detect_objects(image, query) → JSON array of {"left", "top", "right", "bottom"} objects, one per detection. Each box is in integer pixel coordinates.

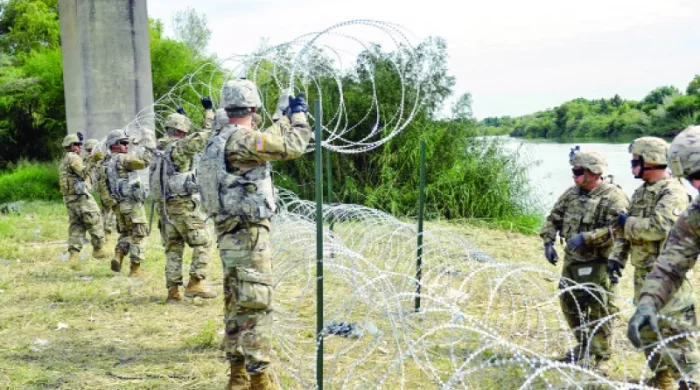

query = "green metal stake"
[
  {"left": 314, "top": 99, "right": 324, "bottom": 390},
  {"left": 326, "top": 150, "right": 334, "bottom": 231},
  {"left": 415, "top": 140, "right": 426, "bottom": 312}
]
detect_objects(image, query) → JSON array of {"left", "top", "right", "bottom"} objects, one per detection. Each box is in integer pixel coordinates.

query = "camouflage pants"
[
  {"left": 639, "top": 305, "right": 700, "bottom": 382},
  {"left": 114, "top": 200, "right": 148, "bottom": 264},
  {"left": 65, "top": 196, "right": 105, "bottom": 252},
  {"left": 160, "top": 199, "right": 212, "bottom": 287},
  {"left": 101, "top": 202, "right": 117, "bottom": 234},
  {"left": 219, "top": 222, "right": 273, "bottom": 374},
  {"left": 560, "top": 260, "right": 617, "bottom": 359}
]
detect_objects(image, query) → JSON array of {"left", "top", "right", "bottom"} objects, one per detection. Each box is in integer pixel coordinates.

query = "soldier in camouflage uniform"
[
  {"left": 59, "top": 134, "right": 109, "bottom": 261},
  {"left": 628, "top": 126, "right": 700, "bottom": 390},
  {"left": 103, "top": 129, "right": 153, "bottom": 277},
  {"left": 152, "top": 98, "right": 217, "bottom": 302},
  {"left": 540, "top": 148, "right": 629, "bottom": 371},
  {"left": 197, "top": 80, "right": 311, "bottom": 390},
  {"left": 84, "top": 138, "right": 117, "bottom": 236}
]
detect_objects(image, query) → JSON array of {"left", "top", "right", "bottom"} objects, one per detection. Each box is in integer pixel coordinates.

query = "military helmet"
[
  {"left": 164, "top": 113, "right": 191, "bottom": 133},
  {"left": 570, "top": 148, "right": 607, "bottom": 175},
  {"left": 62, "top": 134, "right": 81, "bottom": 147},
  {"left": 668, "top": 125, "right": 700, "bottom": 178},
  {"left": 84, "top": 138, "right": 99, "bottom": 151},
  {"left": 220, "top": 79, "right": 262, "bottom": 109},
  {"left": 106, "top": 129, "right": 129, "bottom": 147},
  {"left": 629, "top": 137, "right": 669, "bottom": 165}
]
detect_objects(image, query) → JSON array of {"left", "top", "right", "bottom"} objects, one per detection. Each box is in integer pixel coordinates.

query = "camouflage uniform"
[
  {"left": 104, "top": 131, "right": 153, "bottom": 271},
  {"left": 59, "top": 143, "right": 106, "bottom": 255},
  {"left": 633, "top": 127, "right": 700, "bottom": 386},
  {"left": 84, "top": 138, "right": 117, "bottom": 235},
  {"left": 541, "top": 149, "right": 629, "bottom": 361},
  {"left": 154, "top": 111, "right": 215, "bottom": 293},
  {"left": 199, "top": 80, "right": 312, "bottom": 377}
]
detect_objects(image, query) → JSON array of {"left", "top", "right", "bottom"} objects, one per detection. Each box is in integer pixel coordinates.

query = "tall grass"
[{"left": 0, "top": 160, "right": 61, "bottom": 203}]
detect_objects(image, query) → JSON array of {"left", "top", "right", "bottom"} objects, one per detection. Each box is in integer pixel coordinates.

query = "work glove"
[
  {"left": 566, "top": 233, "right": 585, "bottom": 251},
  {"left": 77, "top": 132, "right": 84, "bottom": 142},
  {"left": 176, "top": 106, "right": 186, "bottom": 116},
  {"left": 618, "top": 212, "right": 628, "bottom": 230},
  {"left": 201, "top": 96, "right": 213, "bottom": 110},
  {"left": 544, "top": 242, "right": 558, "bottom": 265},
  {"left": 288, "top": 93, "right": 308, "bottom": 115},
  {"left": 627, "top": 304, "right": 659, "bottom": 348},
  {"left": 607, "top": 260, "right": 623, "bottom": 284}
]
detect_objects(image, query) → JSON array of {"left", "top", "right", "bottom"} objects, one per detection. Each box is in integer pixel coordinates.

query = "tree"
[
  {"left": 641, "top": 85, "right": 680, "bottom": 112},
  {"left": 687, "top": 75, "right": 700, "bottom": 97},
  {"left": 451, "top": 92, "right": 473, "bottom": 122},
  {"left": 172, "top": 8, "right": 211, "bottom": 57}
]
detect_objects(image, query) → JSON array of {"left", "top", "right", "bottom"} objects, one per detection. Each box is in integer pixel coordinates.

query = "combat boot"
[
  {"left": 644, "top": 369, "right": 674, "bottom": 390},
  {"left": 110, "top": 250, "right": 124, "bottom": 272},
  {"left": 680, "top": 381, "right": 699, "bottom": 390},
  {"left": 591, "top": 356, "right": 612, "bottom": 377},
  {"left": 167, "top": 286, "right": 183, "bottom": 303},
  {"left": 129, "top": 262, "right": 144, "bottom": 277},
  {"left": 225, "top": 361, "right": 250, "bottom": 390},
  {"left": 185, "top": 277, "right": 218, "bottom": 299},
  {"left": 68, "top": 250, "right": 81, "bottom": 262},
  {"left": 92, "top": 246, "right": 109, "bottom": 259},
  {"left": 249, "top": 371, "right": 277, "bottom": 390},
  {"left": 555, "top": 344, "right": 585, "bottom": 363}
]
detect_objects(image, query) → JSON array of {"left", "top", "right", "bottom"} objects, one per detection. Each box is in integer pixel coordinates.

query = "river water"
[{"left": 500, "top": 137, "right": 698, "bottom": 212}]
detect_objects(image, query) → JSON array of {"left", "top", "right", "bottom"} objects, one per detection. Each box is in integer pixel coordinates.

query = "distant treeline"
[{"left": 478, "top": 76, "right": 700, "bottom": 139}]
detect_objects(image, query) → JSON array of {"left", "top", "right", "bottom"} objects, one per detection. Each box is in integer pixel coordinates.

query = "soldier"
[
  {"left": 84, "top": 138, "right": 117, "bottom": 236},
  {"left": 628, "top": 126, "right": 700, "bottom": 390},
  {"left": 103, "top": 129, "right": 153, "bottom": 277},
  {"left": 197, "top": 80, "right": 311, "bottom": 390},
  {"left": 152, "top": 98, "right": 217, "bottom": 302},
  {"left": 540, "top": 147, "right": 629, "bottom": 371},
  {"left": 59, "top": 133, "right": 109, "bottom": 261}
]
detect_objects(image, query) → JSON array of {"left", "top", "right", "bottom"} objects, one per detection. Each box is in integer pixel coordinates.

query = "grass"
[
  {"left": 1, "top": 201, "right": 688, "bottom": 389},
  {"left": 0, "top": 160, "right": 61, "bottom": 203}
]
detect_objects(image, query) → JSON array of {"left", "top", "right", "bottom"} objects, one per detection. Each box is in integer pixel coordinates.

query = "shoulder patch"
[{"left": 256, "top": 136, "right": 265, "bottom": 152}]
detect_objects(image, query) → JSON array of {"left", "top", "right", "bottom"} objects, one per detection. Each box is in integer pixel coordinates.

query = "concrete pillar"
[{"left": 58, "top": 0, "right": 154, "bottom": 142}]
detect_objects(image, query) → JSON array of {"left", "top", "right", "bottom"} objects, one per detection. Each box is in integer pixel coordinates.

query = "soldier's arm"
[
  {"left": 608, "top": 237, "right": 631, "bottom": 267},
  {"left": 202, "top": 109, "right": 215, "bottom": 131},
  {"left": 171, "top": 131, "right": 210, "bottom": 162},
  {"left": 540, "top": 188, "right": 569, "bottom": 244},
  {"left": 624, "top": 188, "right": 688, "bottom": 242},
  {"left": 639, "top": 206, "right": 700, "bottom": 310},
  {"left": 69, "top": 154, "right": 88, "bottom": 179},
  {"left": 228, "top": 113, "right": 312, "bottom": 163},
  {"left": 583, "top": 190, "right": 629, "bottom": 247}
]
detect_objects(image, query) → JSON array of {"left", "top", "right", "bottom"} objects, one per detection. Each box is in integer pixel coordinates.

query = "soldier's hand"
[
  {"left": 566, "top": 233, "right": 585, "bottom": 251},
  {"left": 544, "top": 242, "right": 558, "bottom": 265},
  {"left": 273, "top": 89, "right": 294, "bottom": 121},
  {"left": 606, "top": 260, "right": 623, "bottom": 284},
  {"left": 627, "top": 304, "right": 659, "bottom": 348},
  {"left": 288, "top": 93, "right": 308, "bottom": 115},
  {"left": 176, "top": 106, "right": 186, "bottom": 116},
  {"left": 92, "top": 151, "right": 105, "bottom": 162},
  {"left": 201, "top": 96, "right": 213, "bottom": 110},
  {"left": 618, "top": 212, "right": 628, "bottom": 229}
]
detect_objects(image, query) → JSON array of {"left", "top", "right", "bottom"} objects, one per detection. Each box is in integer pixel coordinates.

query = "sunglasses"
[
  {"left": 687, "top": 172, "right": 700, "bottom": 181},
  {"left": 631, "top": 159, "right": 641, "bottom": 168},
  {"left": 572, "top": 168, "right": 586, "bottom": 177},
  {"left": 118, "top": 140, "right": 130, "bottom": 146},
  {"left": 73, "top": 143, "right": 83, "bottom": 147}
]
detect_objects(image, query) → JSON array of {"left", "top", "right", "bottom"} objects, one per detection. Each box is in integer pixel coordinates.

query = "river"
[{"left": 501, "top": 137, "right": 698, "bottom": 212}]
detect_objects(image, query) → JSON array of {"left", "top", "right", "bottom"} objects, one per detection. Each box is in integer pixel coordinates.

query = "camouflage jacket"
[
  {"left": 216, "top": 113, "right": 311, "bottom": 233},
  {"left": 540, "top": 181, "right": 629, "bottom": 263},
  {"left": 59, "top": 152, "right": 91, "bottom": 202},
  {"left": 639, "top": 196, "right": 700, "bottom": 312},
  {"left": 609, "top": 177, "right": 689, "bottom": 269}
]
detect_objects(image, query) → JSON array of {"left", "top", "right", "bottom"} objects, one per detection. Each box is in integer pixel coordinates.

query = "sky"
[{"left": 147, "top": 0, "right": 700, "bottom": 119}]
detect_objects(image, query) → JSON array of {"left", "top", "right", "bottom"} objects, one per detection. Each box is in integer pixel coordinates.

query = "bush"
[{"left": 0, "top": 160, "right": 61, "bottom": 202}]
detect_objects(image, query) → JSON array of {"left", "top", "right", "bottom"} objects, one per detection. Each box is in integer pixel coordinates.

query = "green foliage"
[
  {"left": 185, "top": 319, "right": 218, "bottom": 349},
  {"left": 492, "top": 79, "right": 700, "bottom": 140},
  {"left": 0, "top": 160, "right": 61, "bottom": 202}
]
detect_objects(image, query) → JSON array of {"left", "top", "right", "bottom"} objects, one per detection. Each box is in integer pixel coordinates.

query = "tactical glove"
[
  {"left": 618, "top": 213, "right": 628, "bottom": 229},
  {"left": 627, "top": 304, "right": 659, "bottom": 348},
  {"left": 544, "top": 242, "right": 558, "bottom": 265},
  {"left": 607, "top": 260, "right": 623, "bottom": 284},
  {"left": 77, "top": 132, "right": 84, "bottom": 142},
  {"left": 566, "top": 233, "right": 585, "bottom": 251},
  {"left": 201, "top": 96, "right": 213, "bottom": 110},
  {"left": 288, "top": 93, "right": 308, "bottom": 115},
  {"left": 273, "top": 90, "right": 293, "bottom": 121},
  {"left": 176, "top": 106, "right": 186, "bottom": 115}
]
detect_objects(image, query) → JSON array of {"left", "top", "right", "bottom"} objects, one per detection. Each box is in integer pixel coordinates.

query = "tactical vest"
[
  {"left": 59, "top": 153, "right": 90, "bottom": 199},
  {"left": 197, "top": 125, "right": 276, "bottom": 222},
  {"left": 106, "top": 154, "right": 147, "bottom": 203},
  {"left": 164, "top": 144, "right": 199, "bottom": 198},
  {"left": 96, "top": 162, "right": 118, "bottom": 208}
]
